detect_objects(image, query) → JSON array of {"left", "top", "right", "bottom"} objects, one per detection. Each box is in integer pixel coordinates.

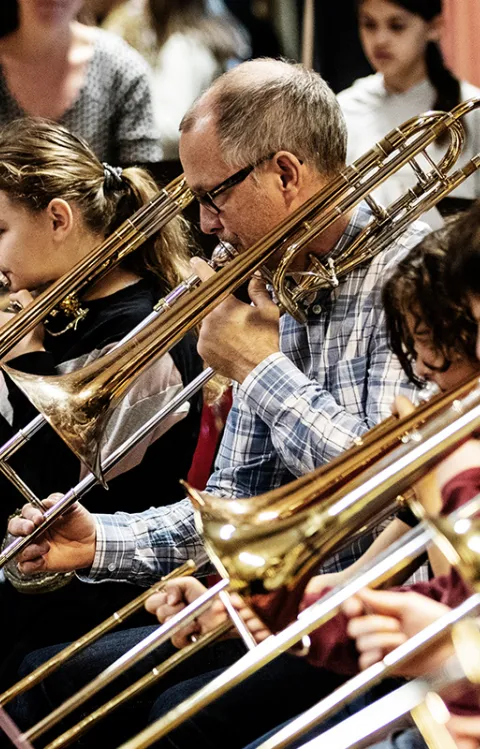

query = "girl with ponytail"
[
  {"left": 0, "top": 117, "right": 203, "bottom": 688},
  {"left": 338, "top": 0, "right": 480, "bottom": 227}
]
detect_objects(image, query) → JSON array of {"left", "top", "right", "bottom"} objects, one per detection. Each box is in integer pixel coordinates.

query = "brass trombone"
[
  {"left": 6, "top": 375, "right": 480, "bottom": 749},
  {"left": 0, "top": 173, "right": 194, "bottom": 498},
  {"left": 253, "top": 505, "right": 480, "bottom": 749},
  {"left": 2, "top": 100, "right": 480, "bottom": 486},
  {"left": 295, "top": 614, "right": 480, "bottom": 749},
  {"left": 279, "top": 507, "right": 480, "bottom": 749},
  {"left": 3, "top": 102, "right": 480, "bottom": 745}
]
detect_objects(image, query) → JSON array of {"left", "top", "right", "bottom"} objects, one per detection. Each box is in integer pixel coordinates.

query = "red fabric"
[
  {"left": 254, "top": 467, "right": 480, "bottom": 681},
  {"left": 187, "top": 389, "right": 232, "bottom": 589},
  {"left": 187, "top": 388, "right": 233, "bottom": 491}
]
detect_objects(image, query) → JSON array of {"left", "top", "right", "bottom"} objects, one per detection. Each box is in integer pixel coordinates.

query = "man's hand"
[
  {"left": 7, "top": 495, "right": 97, "bottom": 573},
  {"left": 145, "top": 576, "right": 271, "bottom": 649},
  {"left": 341, "top": 587, "right": 452, "bottom": 675},
  {"left": 192, "top": 258, "right": 280, "bottom": 383}
]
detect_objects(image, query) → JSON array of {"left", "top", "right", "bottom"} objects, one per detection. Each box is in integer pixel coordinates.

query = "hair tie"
[{"left": 102, "top": 162, "right": 125, "bottom": 191}]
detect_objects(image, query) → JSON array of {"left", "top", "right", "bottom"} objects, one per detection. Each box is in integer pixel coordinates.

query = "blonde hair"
[{"left": 0, "top": 117, "right": 191, "bottom": 292}]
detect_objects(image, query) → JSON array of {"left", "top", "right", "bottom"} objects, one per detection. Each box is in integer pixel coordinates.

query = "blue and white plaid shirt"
[{"left": 87, "top": 204, "right": 430, "bottom": 586}]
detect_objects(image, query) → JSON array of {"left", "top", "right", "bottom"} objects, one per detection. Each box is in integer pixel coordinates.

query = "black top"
[{"left": 0, "top": 279, "right": 203, "bottom": 685}]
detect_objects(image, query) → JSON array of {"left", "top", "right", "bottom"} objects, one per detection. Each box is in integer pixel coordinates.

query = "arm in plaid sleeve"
[
  {"left": 80, "top": 499, "right": 210, "bottom": 586},
  {"left": 238, "top": 346, "right": 415, "bottom": 476}
]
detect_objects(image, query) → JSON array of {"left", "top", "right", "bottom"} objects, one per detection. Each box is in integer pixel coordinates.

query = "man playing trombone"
[{"left": 8, "top": 57, "right": 436, "bottom": 746}]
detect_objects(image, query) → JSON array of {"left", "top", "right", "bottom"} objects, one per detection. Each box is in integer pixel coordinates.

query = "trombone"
[
  {"left": 0, "top": 173, "right": 194, "bottom": 497},
  {"left": 6, "top": 373, "right": 480, "bottom": 748},
  {"left": 1, "top": 99, "right": 480, "bottom": 487},
  {"left": 2, "top": 101, "right": 480, "bottom": 743},
  {"left": 295, "top": 614, "right": 480, "bottom": 749}
]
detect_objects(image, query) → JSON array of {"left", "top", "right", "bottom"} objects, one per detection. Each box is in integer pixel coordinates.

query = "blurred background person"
[
  {"left": 102, "top": 0, "right": 251, "bottom": 160},
  {"left": 337, "top": 0, "right": 480, "bottom": 227},
  {"left": 0, "top": 0, "right": 163, "bottom": 166}
]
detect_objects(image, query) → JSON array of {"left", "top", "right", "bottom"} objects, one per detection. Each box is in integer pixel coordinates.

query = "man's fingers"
[
  {"left": 391, "top": 394, "right": 415, "bottom": 419},
  {"left": 17, "top": 558, "right": 47, "bottom": 575},
  {"left": 171, "top": 621, "right": 199, "bottom": 649},
  {"left": 341, "top": 594, "right": 365, "bottom": 619},
  {"left": 8, "top": 516, "right": 36, "bottom": 536},
  {"left": 154, "top": 602, "right": 185, "bottom": 624},
  {"left": 358, "top": 649, "right": 384, "bottom": 670},
  {"left": 248, "top": 276, "right": 274, "bottom": 308},
  {"left": 17, "top": 541, "right": 50, "bottom": 562},
  {"left": 190, "top": 257, "right": 215, "bottom": 281},
  {"left": 354, "top": 587, "right": 412, "bottom": 616},
  {"left": 144, "top": 591, "right": 166, "bottom": 615}
]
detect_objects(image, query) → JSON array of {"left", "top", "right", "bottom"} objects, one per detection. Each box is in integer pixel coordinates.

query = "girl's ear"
[
  {"left": 46, "top": 199, "right": 74, "bottom": 241},
  {"left": 427, "top": 13, "right": 443, "bottom": 44}
]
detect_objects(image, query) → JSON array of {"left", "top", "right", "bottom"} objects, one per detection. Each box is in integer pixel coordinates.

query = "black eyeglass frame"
[{"left": 194, "top": 153, "right": 275, "bottom": 214}]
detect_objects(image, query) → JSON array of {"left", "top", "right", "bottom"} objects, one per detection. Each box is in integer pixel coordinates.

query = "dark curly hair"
[
  {"left": 444, "top": 200, "right": 480, "bottom": 304},
  {"left": 383, "top": 224, "right": 477, "bottom": 386}
]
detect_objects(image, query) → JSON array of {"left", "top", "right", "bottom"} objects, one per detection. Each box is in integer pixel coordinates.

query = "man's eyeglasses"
[{"left": 193, "top": 154, "right": 274, "bottom": 214}]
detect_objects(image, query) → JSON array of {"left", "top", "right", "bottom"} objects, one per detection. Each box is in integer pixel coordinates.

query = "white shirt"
[{"left": 337, "top": 73, "right": 480, "bottom": 228}]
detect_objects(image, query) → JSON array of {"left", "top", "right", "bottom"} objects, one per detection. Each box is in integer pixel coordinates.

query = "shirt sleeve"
[
  {"left": 80, "top": 499, "right": 210, "bottom": 585},
  {"left": 238, "top": 335, "right": 415, "bottom": 476}
]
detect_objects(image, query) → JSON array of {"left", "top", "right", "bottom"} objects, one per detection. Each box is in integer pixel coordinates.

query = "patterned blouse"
[{"left": 0, "top": 27, "right": 163, "bottom": 165}]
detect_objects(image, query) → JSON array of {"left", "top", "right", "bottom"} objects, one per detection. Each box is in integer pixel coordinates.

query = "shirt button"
[
  {"left": 312, "top": 304, "right": 322, "bottom": 314},
  {"left": 108, "top": 563, "right": 116, "bottom": 572}
]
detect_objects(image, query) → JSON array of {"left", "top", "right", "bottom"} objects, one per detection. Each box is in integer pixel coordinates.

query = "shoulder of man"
[{"left": 370, "top": 218, "right": 432, "bottom": 274}]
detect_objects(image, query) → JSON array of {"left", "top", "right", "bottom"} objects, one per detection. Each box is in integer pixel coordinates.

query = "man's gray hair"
[{"left": 180, "top": 58, "right": 347, "bottom": 176}]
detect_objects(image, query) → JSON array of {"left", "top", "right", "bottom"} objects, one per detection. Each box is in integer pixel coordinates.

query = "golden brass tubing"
[
  {"left": 256, "top": 592, "right": 480, "bottom": 749},
  {"left": 5, "top": 103, "right": 480, "bottom": 485},
  {"left": 117, "top": 525, "right": 436, "bottom": 749},
  {"left": 0, "top": 175, "right": 192, "bottom": 359},
  {"left": 21, "top": 579, "right": 230, "bottom": 742},
  {"left": 0, "top": 561, "right": 195, "bottom": 707},
  {"left": 44, "top": 621, "right": 232, "bottom": 749},
  {"left": 295, "top": 616, "right": 480, "bottom": 749},
  {"left": 0, "top": 366, "right": 213, "bottom": 569},
  {"left": 114, "top": 401, "right": 480, "bottom": 749}
]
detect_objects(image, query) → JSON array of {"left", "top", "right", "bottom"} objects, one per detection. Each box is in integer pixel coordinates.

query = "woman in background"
[
  {"left": 103, "top": 0, "right": 251, "bottom": 159},
  {"left": 337, "top": 0, "right": 480, "bottom": 227},
  {"left": 0, "top": 0, "right": 163, "bottom": 164}
]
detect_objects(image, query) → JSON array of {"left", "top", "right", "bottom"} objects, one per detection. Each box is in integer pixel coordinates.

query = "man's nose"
[{"left": 199, "top": 205, "right": 223, "bottom": 235}]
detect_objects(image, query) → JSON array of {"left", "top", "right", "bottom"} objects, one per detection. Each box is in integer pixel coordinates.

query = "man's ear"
[
  {"left": 46, "top": 198, "right": 74, "bottom": 241},
  {"left": 271, "top": 151, "right": 303, "bottom": 197}
]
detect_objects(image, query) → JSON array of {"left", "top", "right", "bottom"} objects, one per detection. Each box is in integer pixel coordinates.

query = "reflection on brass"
[{"left": 4, "top": 101, "right": 480, "bottom": 486}]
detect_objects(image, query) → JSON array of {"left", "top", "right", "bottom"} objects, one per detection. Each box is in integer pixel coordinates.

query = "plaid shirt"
[{"left": 87, "top": 204, "right": 430, "bottom": 586}]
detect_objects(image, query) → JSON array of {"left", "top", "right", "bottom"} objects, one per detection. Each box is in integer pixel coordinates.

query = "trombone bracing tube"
[
  {"left": 0, "top": 366, "right": 214, "bottom": 567},
  {"left": 0, "top": 560, "right": 196, "bottom": 707},
  {"left": 21, "top": 579, "right": 230, "bottom": 742}
]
